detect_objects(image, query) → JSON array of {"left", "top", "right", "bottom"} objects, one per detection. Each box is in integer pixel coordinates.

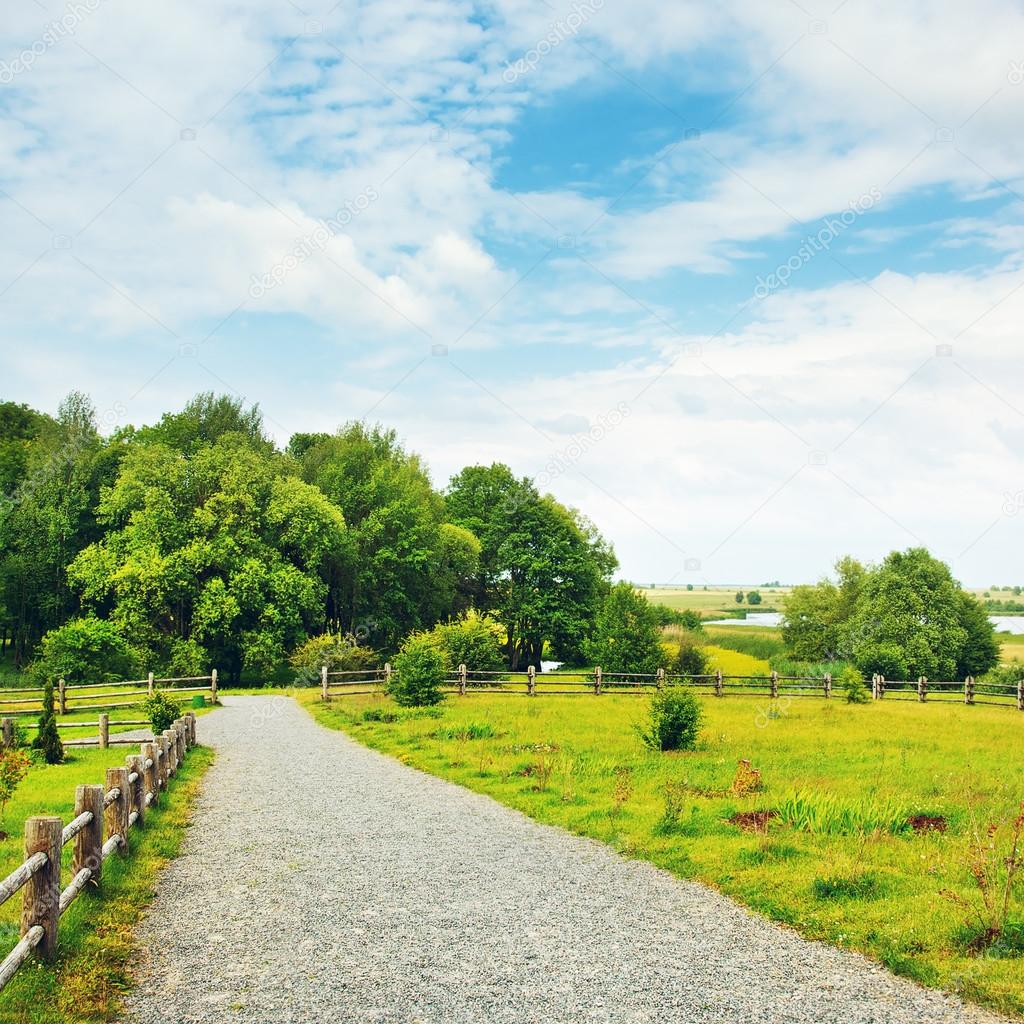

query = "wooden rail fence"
[
  {"left": 0, "top": 671, "right": 218, "bottom": 751},
  {"left": 0, "top": 712, "right": 198, "bottom": 993},
  {"left": 321, "top": 664, "right": 1024, "bottom": 710}
]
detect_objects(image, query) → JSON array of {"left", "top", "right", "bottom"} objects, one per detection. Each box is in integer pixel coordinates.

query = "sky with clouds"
[{"left": 2, "top": 0, "right": 1024, "bottom": 586}]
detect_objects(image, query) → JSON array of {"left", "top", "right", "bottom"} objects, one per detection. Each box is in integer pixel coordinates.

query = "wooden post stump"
[
  {"left": 157, "top": 736, "right": 169, "bottom": 789},
  {"left": 593, "top": 665, "right": 602, "bottom": 696},
  {"left": 770, "top": 671, "right": 779, "bottom": 699},
  {"left": 918, "top": 676, "right": 927, "bottom": 702},
  {"left": 965, "top": 676, "right": 975, "bottom": 705},
  {"left": 527, "top": 665, "right": 536, "bottom": 697},
  {"left": 210, "top": 668, "right": 218, "bottom": 705},
  {"left": 73, "top": 785, "right": 103, "bottom": 888},
  {"left": 163, "top": 730, "right": 177, "bottom": 777},
  {"left": 58, "top": 678, "right": 67, "bottom": 715},
  {"left": 105, "top": 767, "right": 129, "bottom": 856},
  {"left": 824, "top": 673, "right": 832, "bottom": 699},
  {"left": 126, "top": 755, "right": 145, "bottom": 826},
  {"left": 98, "top": 713, "right": 109, "bottom": 750},
  {"left": 384, "top": 663, "right": 392, "bottom": 690},
  {"left": 141, "top": 742, "right": 158, "bottom": 806},
  {"left": 22, "top": 817, "right": 61, "bottom": 961},
  {"left": 715, "top": 670, "right": 723, "bottom": 697},
  {"left": 459, "top": 663, "right": 467, "bottom": 696},
  {"left": 321, "top": 665, "right": 329, "bottom": 701}
]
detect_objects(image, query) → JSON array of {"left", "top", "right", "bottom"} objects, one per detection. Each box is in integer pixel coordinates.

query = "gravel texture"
[{"left": 120, "top": 696, "right": 1010, "bottom": 1024}]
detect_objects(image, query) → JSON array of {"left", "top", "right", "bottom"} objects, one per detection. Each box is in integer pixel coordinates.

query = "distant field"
[{"left": 640, "top": 586, "right": 791, "bottom": 615}]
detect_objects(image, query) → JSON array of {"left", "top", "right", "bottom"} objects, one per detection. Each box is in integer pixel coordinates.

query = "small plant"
[
  {"left": 777, "top": 789, "right": 908, "bottom": 835},
  {"left": 390, "top": 632, "right": 447, "bottom": 707},
  {"left": 431, "top": 722, "right": 496, "bottom": 740},
  {"left": 31, "top": 680, "right": 64, "bottom": 765},
  {"left": 143, "top": 691, "right": 183, "bottom": 734},
  {"left": 654, "top": 779, "right": 689, "bottom": 835},
  {"left": 839, "top": 666, "right": 869, "bottom": 704},
  {"left": 610, "top": 766, "right": 633, "bottom": 818},
  {"left": 731, "top": 759, "right": 763, "bottom": 796},
  {"left": 637, "top": 687, "right": 703, "bottom": 752},
  {"left": 0, "top": 749, "right": 31, "bottom": 826},
  {"left": 812, "top": 872, "right": 885, "bottom": 900},
  {"left": 944, "top": 800, "right": 1024, "bottom": 952}
]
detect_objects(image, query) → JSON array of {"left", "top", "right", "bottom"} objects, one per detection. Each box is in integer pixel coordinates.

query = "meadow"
[
  {"left": 304, "top": 690, "right": 1024, "bottom": 1017},
  {"left": 639, "top": 586, "right": 789, "bottom": 615}
]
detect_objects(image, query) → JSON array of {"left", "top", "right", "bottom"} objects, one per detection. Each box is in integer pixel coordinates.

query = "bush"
[
  {"left": 288, "top": 632, "right": 377, "bottom": 684},
  {"left": 32, "top": 680, "right": 63, "bottom": 764},
  {"left": 839, "top": 666, "right": 869, "bottom": 703},
  {"left": 637, "top": 687, "right": 703, "bottom": 752},
  {"left": 587, "top": 582, "right": 666, "bottom": 674},
  {"left": 31, "top": 616, "right": 139, "bottom": 685},
  {"left": 426, "top": 613, "right": 505, "bottom": 676},
  {"left": 391, "top": 633, "right": 447, "bottom": 707},
  {"left": 674, "top": 640, "right": 708, "bottom": 677},
  {"left": 0, "top": 749, "right": 31, "bottom": 822},
  {"left": 143, "top": 691, "right": 183, "bottom": 733}
]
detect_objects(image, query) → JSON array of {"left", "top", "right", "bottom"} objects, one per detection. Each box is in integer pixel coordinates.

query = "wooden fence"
[
  {"left": 321, "top": 664, "right": 1024, "bottom": 710},
  {"left": 0, "top": 712, "right": 198, "bottom": 993},
  {"left": 0, "top": 671, "right": 218, "bottom": 750}
]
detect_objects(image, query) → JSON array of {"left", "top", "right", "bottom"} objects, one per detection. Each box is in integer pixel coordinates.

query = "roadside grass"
[
  {"left": 302, "top": 691, "right": 1024, "bottom": 1018},
  {"left": 0, "top": 745, "right": 213, "bottom": 1024}
]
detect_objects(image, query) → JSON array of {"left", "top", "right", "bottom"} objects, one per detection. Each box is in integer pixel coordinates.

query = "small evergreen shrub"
[
  {"left": 32, "top": 680, "right": 64, "bottom": 765},
  {"left": 144, "top": 691, "right": 183, "bottom": 734},
  {"left": 637, "top": 687, "right": 703, "bottom": 752},
  {"left": 839, "top": 666, "right": 869, "bottom": 703}
]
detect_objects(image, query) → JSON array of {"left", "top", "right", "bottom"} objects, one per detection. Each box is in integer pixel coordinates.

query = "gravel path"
[{"left": 120, "top": 696, "right": 1010, "bottom": 1024}]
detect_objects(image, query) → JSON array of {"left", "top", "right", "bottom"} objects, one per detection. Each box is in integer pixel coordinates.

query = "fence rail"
[
  {"left": 320, "top": 664, "right": 1024, "bottom": 710},
  {"left": 0, "top": 712, "right": 198, "bottom": 995},
  {"left": 0, "top": 671, "right": 218, "bottom": 751}
]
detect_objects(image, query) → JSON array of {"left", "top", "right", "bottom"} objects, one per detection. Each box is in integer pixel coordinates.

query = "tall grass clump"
[{"left": 778, "top": 789, "right": 908, "bottom": 835}]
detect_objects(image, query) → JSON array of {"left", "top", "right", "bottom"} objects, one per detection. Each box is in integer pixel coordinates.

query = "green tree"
[
  {"left": 955, "top": 590, "right": 1000, "bottom": 678},
  {"left": 391, "top": 631, "right": 446, "bottom": 706},
  {"left": 70, "top": 436, "right": 345, "bottom": 682},
  {"left": 746, "top": 590, "right": 762, "bottom": 605},
  {"left": 782, "top": 557, "right": 866, "bottom": 661},
  {"left": 134, "top": 392, "right": 271, "bottom": 455},
  {"left": 32, "top": 616, "right": 139, "bottom": 684},
  {"left": 586, "top": 582, "right": 665, "bottom": 674},
  {"left": 735, "top": 590, "right": 744, "bottom": 604},
  {"left": 32, "top": 680, "right": 64, "bottom": 764},
  {"left": 425, "top": 613, "right": 505, "bottom": 674}
]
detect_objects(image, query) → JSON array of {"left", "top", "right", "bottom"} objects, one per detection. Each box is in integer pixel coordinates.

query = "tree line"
[{"left": 0, "top": 392, "right": 617, "bottom": 682}]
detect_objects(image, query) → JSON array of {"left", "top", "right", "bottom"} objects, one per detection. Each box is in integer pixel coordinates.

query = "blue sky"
[{"left": 2, "top": 0, "right": 1024, "bottom": 586}]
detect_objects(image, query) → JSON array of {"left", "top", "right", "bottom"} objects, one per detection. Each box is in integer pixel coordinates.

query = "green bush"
[
  {"left": 426, "top": 613, "right": 505, "bottom": 676},
  {"left": 390, "top": 633, "right": 447, "bottom": 707},
  {"left": 32, "top": 680, "right": 63, "bottom": 764},
  {"left": 288, "top": 632, "right": 377, "bottom": 684},
  {"left": 143, "top": 691, "right": 183, "bottom": 734},
  {"left": 839, "top": 666, "right": 869, "bottom": 703},
  {"left": 587, "top": 582, "right": 666, "bottom": 674},
  {"left": 673, "top": 640, "right": 708, "bottom": 677},
  {"left": 637, "top": 687, "right": 703, "bottom": 751},
  {"left": 31, "top": 616, "right": 139, "bottom": 685}
]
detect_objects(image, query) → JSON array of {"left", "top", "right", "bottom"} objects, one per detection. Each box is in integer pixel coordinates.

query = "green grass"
[
  {"left": 302, "top": 690, "right": 1024, "bottom": 1018},
  {"left": 641, "top": 586, "right": 790, "bottom": 616},
  {"left": 0, "top": 744, "right": 213, "bottom": 1023}
]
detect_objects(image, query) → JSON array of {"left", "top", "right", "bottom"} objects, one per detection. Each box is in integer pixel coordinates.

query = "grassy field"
[
  {"left": 641, "top": 586, "right": 790, "bottom": 616},
  {"left": 303, "top": 690, "right": 1024, "bottom": 1017},
  {"left": 0, "top": 744, "right": 213, "bottom": 1023}
]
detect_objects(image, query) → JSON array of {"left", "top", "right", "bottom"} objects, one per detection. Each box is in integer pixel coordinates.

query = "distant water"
[
  {"left": 705, "top": 612, "right": 784, "bottom": 627},
  {"left": 540, "top": 661, "right": 564, "bottom": 673},
  {"left": 704, "top": 612, "right": 1024, "bottom": 633}
]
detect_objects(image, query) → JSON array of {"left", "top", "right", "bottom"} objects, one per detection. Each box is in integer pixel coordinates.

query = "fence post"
[
  {"left": 22, "top": 817, "right": 61, "bottom": 961},
  {"left": 141, "top": 742, "right": 158, "bottom": 806},
  {"left": 526, "top": 664, "right": 536, "bottom": 696},
  {"left": 147, "top": 671, "right": 154, "bottom": 697},
  {"left": 656, "top": 668, "right": 665, "bottom": 689},
  {"left": 880, "top": 675, "right": 886, "bottom": 698},
  {"left": 210, "top": 668, "right": 218, "bottom": 705},
  {"left": 1018, "top": 676, "right": 1024, "bottom": 712},
  {"left": 126, "top": 755, "right": 145, "bottom": 826},
  {"left": 58, "top": 677, "right": 67, "bottom": 715},
  {"left": 98, "top": 713, "right": 109, "bottom": 750},
  {"left": 918, "top": 676, "right": 927, "bottom": 702},
  {"left": 189, "top": 712, "right": 198, "bottom": 746},
  {"left": 175, "top": 720, "right": 186, "bottom": 763},
  {"left": 824, "top": 673, "right": 832, "bottom": 699},
  {"left": 384, "top": 663, "right": 392, "bottom": 690},
  {"left": 320, "top": 665, "right": 329, "bottom": 701},
  {"left": 458, "top": 663, "right": 468, "bottom": 696},
  {"left": 965, "top": 675, "right": 975, "bottom": 705},
  {"left": 105, "top": 767, "right": 130, "bottom": 856},
  {"left": 715, "top": 669, "right": 723, "bottom": 697},
  {"left": 73, "top": 784, "right": 103, "bottom": 889},
  {"left": 770, "top": 671, "right": 779, "bottom": 699},
  {"left": 163, "top": 729, "right": 177, "bottom": 777},
  {"left": 157, "top": 736, "right": 169, "bottom": 789},
  {"left": 1, "top": 717, "right": 11, "bottom": 749}
]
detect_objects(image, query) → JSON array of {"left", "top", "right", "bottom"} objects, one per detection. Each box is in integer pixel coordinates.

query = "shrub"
[
  {"left": 32, "top": 680, "right": 64, "bottom": 765},
  {"left": 288, "top": 632, "right": 377, "bottom": 684},
  {"left": 0, "top": 749, "right": 31, "bottom": 822},
  {"left": 31, "top": 616, "right": 139, "bottom": 685},
  {"left": 391, "top": 633, "right": 447, "bottom": 707},
  {"left": 587, "top": 582, "right": 666, "bottom": 674},
  {"left": 839, "top": 666, "right": 869, "bottom": 703},
  {"left": 143, "top": 691, "right": 183, "bottom": 734},
  {"left": 426, "top": 613, "right": 505, "bottom": 676},
  {"left": 637, "top": 687, "right": 703, "bottom": 752},
  {"left": 674, "top": 639, "right": 708, "bottom": 677}
]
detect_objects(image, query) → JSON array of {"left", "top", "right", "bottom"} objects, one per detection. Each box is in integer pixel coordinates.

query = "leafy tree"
[
  {"left": 391, "top": 632, "right": 446, "bottom": 706},
  {"left": 956, "top": 590, "right": 1000, "bottom": 678},
  {"left": 586, "top": 582, "right": 664, "bottom": 674},
  {"left": 782, "top": 557, "right": 866, "bottom": 661},
  {"left": 674, "top": 639, "right": 708, "bottom": 677},
  {"left": 735, "top": 590, "right": 744, "bottom": 604},
  {"left": 135, "top": 392, "right": 271, "bottom": 455},
  {"left": 746, "top": 590, "right": 762, "bottom": 605},
  {"left": 70, "top": 436, "right": 345, "bottom": 682},
  {"left": 845, "top": 548, "right": 976, "bottom": 680},
  {"left": 32, "top": 680, "right": 64, "bottom": 764},
  {"left": 288, "top": 632, "right": 377, "bottom": 683},
  {"left": 839, "top": 665, "right": 869, "bottom": 703}
]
